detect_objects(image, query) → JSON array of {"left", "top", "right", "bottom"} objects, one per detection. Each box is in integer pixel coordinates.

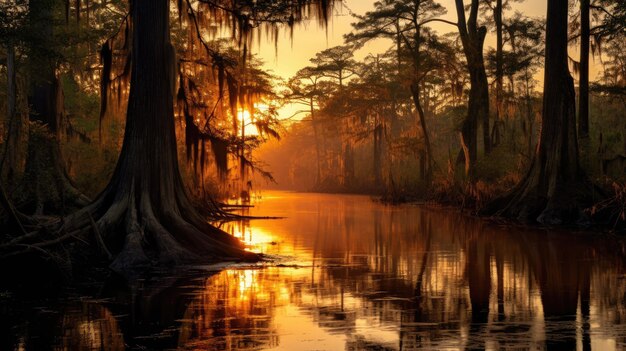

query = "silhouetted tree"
[
  {"left": 579, "top": 0, "right": 591, "bottom": 139},
  {"left": 3, "top": 0, "right": 335, "bottom": 272},
  {"left": 348, "top": 0, "right": 451, "bottom": 181},
  {"left": 0, "top": 1, "right": 27, "bottom": 187},
  {"left": 455, "top": 0, "right": 490, "bottom": 169},
  {"left": 286, "top": 66, "right": 330, "bottom": 186},
  {"left": 485, "top": 0, "right": 600, "bottom": 224},
  {"left": 309, "top": 45, "right": 359, "bottom": 186}
]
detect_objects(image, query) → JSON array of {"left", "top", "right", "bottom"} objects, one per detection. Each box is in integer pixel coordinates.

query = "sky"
[
  {"left": 253, "top": 0, "right": 548, "bottom": 81},
  {"left": 249, "top": 0, "right": 601, "bottom": 122}
]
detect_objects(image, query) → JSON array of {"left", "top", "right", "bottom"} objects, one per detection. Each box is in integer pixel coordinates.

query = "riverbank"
[{"left": 280, "top": 175, "right": 626, "bottom": 233}]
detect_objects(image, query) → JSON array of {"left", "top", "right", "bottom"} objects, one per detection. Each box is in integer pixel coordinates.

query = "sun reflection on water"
[{"left": 199, "top": 192, "right": 626, "bottom": 350}]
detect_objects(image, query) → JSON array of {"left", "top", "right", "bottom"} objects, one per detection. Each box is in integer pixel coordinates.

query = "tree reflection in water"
[{"left": 2, "top": 191, "right": 626, "bottom": 350}]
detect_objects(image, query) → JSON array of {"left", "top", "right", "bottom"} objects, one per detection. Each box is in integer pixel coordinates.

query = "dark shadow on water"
[{"left": 0, "top": 269, "right": 220, "bottom": 350}]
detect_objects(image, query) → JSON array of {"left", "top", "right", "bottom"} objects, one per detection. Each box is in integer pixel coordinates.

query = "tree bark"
[
  {"left": 342, "top": 142, "right": 354, "bottom": 187},
  {"left": 493, "top": 0, "right": 504, "bottom": 147},
  {"left": 455, "top": 0, "right": 490, "bottom": 169},
  {"left": 2, "top": 41, "right": 23, "bottom": 187},
  {"left": 407, "top": 21, "right": 433, "bottom": 182},
  {"left": 411, "top": 83, "right": 433, "bottom": 181},
  {"left": 311, "top": 98, "right": 323, "bottom": 187},
  {"left": 578, "top": 0, "right": 590, "bottom": 139},
  {"left": 483, "top": 0, "right": 599, "bottom": 224},
  {"left": 373, "top": 118, "right": 382, "bottom": 187},
  {"left": 524, "top": 68, "right": 535, "bottom": 161}
]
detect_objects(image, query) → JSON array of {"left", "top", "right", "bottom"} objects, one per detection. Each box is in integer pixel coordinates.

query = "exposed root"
[
  {"left": 89, "top": 213, "right": 113, "bottom": 260},
  {"left": 482, "top": 176, "right": 603, "bottom": 225},
  {"left": 110, "top": 190, "right": 150, "bottom": 271},
  {"left": 140, "top": 190, "right": 194, "bottom": 264},
  {"left": 0, "top": 183, "right": 27, "bottom": 236},
  {"left": 2, "top": 182, "right": 259, "bottom": 278},
  {"left": 3, "top": 157, "right": 257, "bottom": 279}
]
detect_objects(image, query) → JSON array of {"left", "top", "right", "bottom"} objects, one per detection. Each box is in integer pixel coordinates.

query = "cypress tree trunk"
[
  {"left": 455, "top": 0, "right": 490, "bottom": 170},
  {"left": 493, "top": 0, "right": 503, "bottom": 147},
  {"left": 18, "top": 0, "right": 88, "bottom": 214},
  {"left": 476, "top": 55, "right": 490, "bottom": 157},
  {"left": 483, "top": 0, "right": 599, "bottom": 224},
  {"left": 64, "top": 0, "right": 254, "bottom": 271},
  {"left": 411, "top": 83, "right": 433, "bottom": 181},
  {"left": 6, "top": 43, "right": 17, "bottom": 152},
  {"left": 578, "top": 0, "right": 590, "bottom": 139},
  {"left": 342, "top": 143, "right": 354, "bottom": 187},
  {"left": 408, "top": 22, "right": 433, "bottom": 182},
  {"left": 373, "top": 120, "right": 382, "bottom": 187},
  {"left": 311, "top": 99, "right": 323, "bottom": 187},
  {"left": 2, "top": 41, "right": 22, "bottom": 187}
]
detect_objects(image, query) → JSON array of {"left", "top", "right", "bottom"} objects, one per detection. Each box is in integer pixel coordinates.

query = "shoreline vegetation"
[{"left": 298, "top": 178, "right": 625, "bottom": 233}]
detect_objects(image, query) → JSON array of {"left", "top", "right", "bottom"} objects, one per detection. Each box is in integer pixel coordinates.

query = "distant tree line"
[{"left": 263, "top": 0, "right": 626, "bottom": 225}]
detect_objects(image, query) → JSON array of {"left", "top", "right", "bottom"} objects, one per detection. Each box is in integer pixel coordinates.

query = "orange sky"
[
  {"left": 251, "top": 0, "right": 599, "bottom": 121},
  {"left": 254, "top": 0, "right": 547, "bottom": 80}
]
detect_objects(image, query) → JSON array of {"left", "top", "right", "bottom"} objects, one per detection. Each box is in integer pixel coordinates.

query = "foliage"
[{"left": 595, "top": 0, "right": 626, "bottom": 39}]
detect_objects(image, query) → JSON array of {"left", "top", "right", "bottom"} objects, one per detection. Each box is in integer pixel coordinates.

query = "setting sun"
[
  {"left": 237, "top": 103, "right": 273, "bottom": 136},
  {"left": 237, "top": 109, "right": 256, "bottom": 135}
]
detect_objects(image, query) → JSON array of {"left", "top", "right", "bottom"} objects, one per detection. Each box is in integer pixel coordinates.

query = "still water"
[{"left": 3, "top": 191, "right": 626, "bottom": 350}]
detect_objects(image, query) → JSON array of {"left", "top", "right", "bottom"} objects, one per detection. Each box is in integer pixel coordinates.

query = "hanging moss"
[
  {"left": 98, "top": 0, "right": 334, "bottom": 183},
  {"left": 211, "top": 137, "right": 229, "bottom": 179},
  {"left": 98, "top": 40, "right": 112, "bottom": 138}
]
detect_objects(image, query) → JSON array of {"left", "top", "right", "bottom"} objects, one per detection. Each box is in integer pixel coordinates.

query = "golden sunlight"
[
  {"left": 231, "top": 222, "right": 276, "bottom": 251},
  {"left": 237, "top": 109, "right": 257, "bottom": 136},
  {"left": 237, "top": 103, "right": 273, "bottom": 137}
]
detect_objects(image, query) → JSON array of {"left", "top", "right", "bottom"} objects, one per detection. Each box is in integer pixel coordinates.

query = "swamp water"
[{"left": 2, "top": 191, "right": 626, "bottom": 350}]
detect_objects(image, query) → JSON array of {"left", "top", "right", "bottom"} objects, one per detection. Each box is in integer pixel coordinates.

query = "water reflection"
[
  {"left": 216, "top": 192, "right": 626, "bottom": 350},
  {"left": 3, "top": 191, "right": 626, "bottom": 350},
  {"left": 2, "top": 300, "right": 125, "bottom": 350}
]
